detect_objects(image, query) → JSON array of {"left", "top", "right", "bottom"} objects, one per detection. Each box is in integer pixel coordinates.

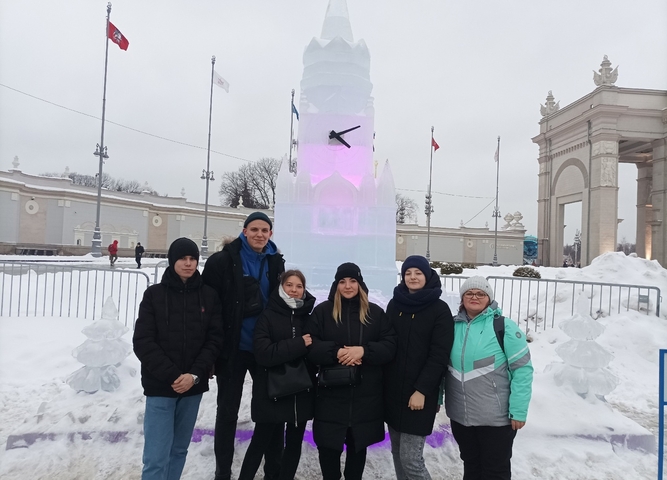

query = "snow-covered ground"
[{"left": 1, "top": 252, "right": 665, "bottom": 479}]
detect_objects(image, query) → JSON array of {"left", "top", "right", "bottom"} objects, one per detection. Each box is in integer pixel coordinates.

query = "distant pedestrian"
[
  {"left": 136, "top": 242, "right": 145, "bottom": 268},
  {"left": 108, "top": 240, "right": 119, "bottom": 267}
]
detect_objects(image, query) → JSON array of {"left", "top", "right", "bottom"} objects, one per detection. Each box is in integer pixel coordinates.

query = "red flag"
[
  {"left": 107, "top": 21, "right": 129, "bottom": 51},
  {"left": 432, "top": 138, "right": 440, "bottom": 151}
]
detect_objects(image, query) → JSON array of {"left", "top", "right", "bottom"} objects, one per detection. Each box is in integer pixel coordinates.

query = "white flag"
[
  {"left": 214, "top": 71, "right": 230, "bottom": 93},
  {"left": 494, "top": 145, "right": 499, "bottom": 162}
]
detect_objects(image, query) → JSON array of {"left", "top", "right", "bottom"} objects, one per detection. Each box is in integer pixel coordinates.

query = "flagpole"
[
  {"left": 288, "top": 89, "right": 296, "bottom": 174},
  {"left": 91, "top": 2, "right": 113, "bottom": 257},
  {"left": 201, "top": 55, "right": 216, "bottom": 258},
  {"left": 425, "top": 126, "right": 434, "bottom": 261},
  {"left": 492, "top": 136, "right": 501, "bottom": 266}
]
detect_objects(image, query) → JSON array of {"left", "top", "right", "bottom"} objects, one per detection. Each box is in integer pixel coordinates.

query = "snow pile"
[{"left": 0, "top": 252, "right": 665, "bottom": 479}]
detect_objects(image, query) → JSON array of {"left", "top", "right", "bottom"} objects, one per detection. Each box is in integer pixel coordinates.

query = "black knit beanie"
[
  {"left": 243, "top": 211, "right": 273, "bottom": 230},
  {"left": 168, "top": 237, "right": 199, "bottom": 268},
  {"left": 328, "top": 262, "right": 369, "bottom": 300},
  {"left": 401, "top": 255, "right": 433, "bottom": 281}
]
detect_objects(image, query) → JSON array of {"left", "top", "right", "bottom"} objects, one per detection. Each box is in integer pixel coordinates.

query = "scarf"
[
  {"left": 391, "top": 272, "right": 443, "bottom": 314},
  {"left": 278, "top": 283, "right": 304, "bottom": 310}
]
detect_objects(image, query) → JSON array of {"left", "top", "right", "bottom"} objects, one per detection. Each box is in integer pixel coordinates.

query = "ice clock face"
[{"left": 327, "top": 125, "right": 361, "bottom": 149}]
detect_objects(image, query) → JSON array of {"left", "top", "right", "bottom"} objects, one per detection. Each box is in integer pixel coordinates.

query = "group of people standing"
[{"left": 132, "top": 211, "right": 534, "bottom": 480}]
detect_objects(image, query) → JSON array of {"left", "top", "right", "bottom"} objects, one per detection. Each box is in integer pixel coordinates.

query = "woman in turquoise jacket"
[{"left": 444, "top": 276, "right": 533, "bottom": 480}]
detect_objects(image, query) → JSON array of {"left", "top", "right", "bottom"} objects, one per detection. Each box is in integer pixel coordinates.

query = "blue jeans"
[{"left": 142, "top": 394, "right": 202, "bottom": 480}]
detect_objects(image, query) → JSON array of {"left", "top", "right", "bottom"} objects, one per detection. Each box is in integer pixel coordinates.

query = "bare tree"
[
  {"left": 616, "top": 237, "right": 636, "bottom": 255},
  {"left": 396, "top": 193, "right": 418, "bottom": 223},
  {"left": 251, "top": 157, "right": 280, "bottom": 208},
  {"left": 218, "top": 157, "right": 281, "bottom": 209},
  {"left": 41, "top": 171, "right": 158, "bottom": 195}
]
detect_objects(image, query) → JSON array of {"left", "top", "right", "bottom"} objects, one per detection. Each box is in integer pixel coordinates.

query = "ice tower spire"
[
  {"left": 274, "top": 0, "right": 396, "bottom": 296},
  {"left": 321, "top": 0, "right": 354, "bottom": 42}
]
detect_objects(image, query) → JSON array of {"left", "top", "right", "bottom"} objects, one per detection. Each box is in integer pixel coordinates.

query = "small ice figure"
[
  {"left": 552, "top": 293, "right": 619, "bottom": 397},
  {"left": 67, "top": 297, "right": 132, "bottom": 393}
]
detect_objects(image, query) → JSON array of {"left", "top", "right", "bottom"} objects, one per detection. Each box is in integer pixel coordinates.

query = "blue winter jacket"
[
  {"left": 238, "top": 232, "right": 278, "bottom": 352},
  {"left": 444, "top": 301, "right": 533, "bottom": 426}
]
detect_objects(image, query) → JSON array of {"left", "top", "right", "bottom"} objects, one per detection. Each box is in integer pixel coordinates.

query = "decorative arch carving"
[{"left": 551, "top": 157, "right": 589, "bottom": 191}]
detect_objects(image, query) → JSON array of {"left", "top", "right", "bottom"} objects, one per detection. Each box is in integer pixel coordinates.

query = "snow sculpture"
[
  {"left": 274, "top": 0, "right": 397, "bottom": 295},
  {"left": 552, "top": 293, "right": 619, "bottom": 398},
  {"left": 67, "top": 297, "right": 132, "bottom": 393}
]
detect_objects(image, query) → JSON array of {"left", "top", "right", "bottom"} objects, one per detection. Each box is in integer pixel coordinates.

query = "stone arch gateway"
[{"left": 532, "top": 57, "right": 667, "bottom": 266}]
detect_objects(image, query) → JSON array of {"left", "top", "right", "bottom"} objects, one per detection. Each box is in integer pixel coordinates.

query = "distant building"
[
  {"left": 532, "top": 56, "right": 667, "bottom": 267},
  {"left": 0, "top": 167, "right": 526, "bottom": 264}
]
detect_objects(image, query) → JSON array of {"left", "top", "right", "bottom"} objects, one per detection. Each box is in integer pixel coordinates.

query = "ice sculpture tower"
[{"left": 274, "top": 0, "right": 397, "bottom": 295}]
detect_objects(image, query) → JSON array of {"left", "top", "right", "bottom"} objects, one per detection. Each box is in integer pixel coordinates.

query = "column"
[
  {"left": 651, "top": 139, "right": 667, "bottom": 265},
  {"left": 635, "top": 163, "right": 652, "bottom": 259},
  {"left": 588, "top": 138, "right": 619, "bottom": 259},
  {"left": 537, "top": 149, "right": 551, "bottom": 266}
]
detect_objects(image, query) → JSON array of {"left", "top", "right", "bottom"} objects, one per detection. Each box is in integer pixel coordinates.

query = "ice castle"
[{"left": 274, "top": 0, "right": 397, "bottom": 296}]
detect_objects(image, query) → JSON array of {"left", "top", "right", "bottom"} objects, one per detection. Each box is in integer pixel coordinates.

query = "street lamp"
[
  {"left": 492, "top": 136, "right": 501, "bottom": 267},
  {"left": 424, "top": 192, "right": 433, "bottom": 260},
  {"left": 200, "top": 168, "right": 214, "bottom": 257},
  {"left": 91, "top": 143, "right": 109, "bottom": 257},
  {"left": 201, "top": 55, "right": 216, "bottom": 258}
]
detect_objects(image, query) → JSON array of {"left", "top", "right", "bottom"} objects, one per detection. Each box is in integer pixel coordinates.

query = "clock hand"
[
  {"left": 336, "top": 125, "right": 361, "bottom": 136},
  {"left": 328, "top": 130, "right": 352, "bottom": 148},
  {"left": 337, "top": 137, "right": 351, "bottom": 148}
]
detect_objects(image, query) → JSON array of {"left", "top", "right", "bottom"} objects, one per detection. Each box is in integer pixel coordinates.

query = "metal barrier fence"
[
  {"left": 486, "top": 276, "right": 662, "bottom": 332},
  {"left": 434, "top": 274, "right": 661, "bottom": 330},
  {"left": 153, "top": 260, "right": 206, "bottom": 285},
  {"left": 0, "top": 262, "right": 150, "bottom": 327},
  {"left": 1, "top": 261, "right": 661, "bottom": 332}
]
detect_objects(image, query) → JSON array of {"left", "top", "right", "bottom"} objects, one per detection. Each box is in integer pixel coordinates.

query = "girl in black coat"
[
  {"left": 239, "top": 270, "right": 316, "bottom": 480},
  {"left": 133, "top": 238, "right": 223, "bottom": 480},
  {"left": 307, "top": 263, "right": 397, "bottom": 480},
  {"left": 384, "top": 255, "right": 454, "bottom": 480}
]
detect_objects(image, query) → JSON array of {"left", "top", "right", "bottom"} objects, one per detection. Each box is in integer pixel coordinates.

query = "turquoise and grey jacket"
[{"left": 444, "top": 301, "right": 533, "bottom": 426}]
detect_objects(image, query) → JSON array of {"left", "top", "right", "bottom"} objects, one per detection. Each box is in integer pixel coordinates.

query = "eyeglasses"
[{"left": 464, "top": 291, "right": 488, "bottom": 299}]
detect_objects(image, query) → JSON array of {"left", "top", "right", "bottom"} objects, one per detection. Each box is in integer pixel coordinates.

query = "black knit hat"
[
  {"left": 243, "top": 211, "right": 272, "bottom": 230},
  {"left": 328, "top": 262, "right": 369, "bottom": 300},
  {"left": 401, "top": 255, "right": 433, "bottom": 281},
  {"left": 168, "top": 237, "right": 199, "bottom": 268}
]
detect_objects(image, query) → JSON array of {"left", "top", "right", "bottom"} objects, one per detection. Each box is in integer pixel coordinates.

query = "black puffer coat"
[
  {"left": 201, "top": 237, "right": 284, "bottom": 367},
  {"left": 384, "top": 273, "right": 454, "bottom": 436},
  {"left": 307, "top": 293, "right": 397, "bottom": 452},
  {"left": 251, "top": 287, "right": 317, "bottom": 424},
  {"left": 133, "top": 268, "right": 224, "bottom": 397}
]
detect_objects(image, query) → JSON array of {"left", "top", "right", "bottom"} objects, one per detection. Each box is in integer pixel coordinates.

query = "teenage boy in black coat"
[{"left": 133, "top": 237, "right": 223, "bottom": 479}]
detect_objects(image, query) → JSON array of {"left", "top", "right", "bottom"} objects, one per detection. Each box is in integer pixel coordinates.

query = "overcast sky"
[{"left": 1, "top": 0, "right": 666, "bottom": 245}]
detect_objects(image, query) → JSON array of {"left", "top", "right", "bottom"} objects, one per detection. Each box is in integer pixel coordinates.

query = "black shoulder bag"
[
  {"left": 317, "top": 318, "right": 363, "bottom": 388},
  {"left": 266, "top": 314, "right": 313, "bottom": 401},
  {"left": 242, "top": 257, "right": 267, "bottom": 318}
]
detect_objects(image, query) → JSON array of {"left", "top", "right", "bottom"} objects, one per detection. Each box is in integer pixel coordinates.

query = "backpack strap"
[{"left": 494, "top": 315, "right": 505, "bottom": 355}]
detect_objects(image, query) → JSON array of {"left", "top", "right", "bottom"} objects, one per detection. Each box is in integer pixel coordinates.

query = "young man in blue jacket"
[{"left": 202, "top": 212, "right": 285, "bottom": 480}]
